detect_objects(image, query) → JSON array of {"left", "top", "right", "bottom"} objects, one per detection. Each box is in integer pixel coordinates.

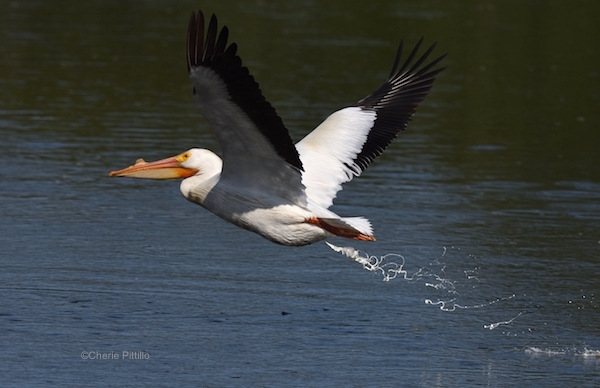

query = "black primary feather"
[
  {"left": 353, "top": 39, "right": 447, "bottom": 172},
  {"left": 186, "top": 10, "right": 304, "bottom": 171}
]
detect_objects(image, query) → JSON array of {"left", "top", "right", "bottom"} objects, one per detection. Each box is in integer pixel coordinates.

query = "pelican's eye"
[{"left": 176, "top": 151, "right": 191, "bottom": 163}]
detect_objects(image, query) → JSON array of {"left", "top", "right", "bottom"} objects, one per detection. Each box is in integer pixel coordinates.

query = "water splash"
[
  {"left": 525, "top": 346, "right": 600, "bottom": 361},
  {"left": 424, "top": 294, "right": 519, "bottom": 313},
  {"left": 325, "top": 242, "right": 417, "bottom": 282},
  {"left": 326, "top": 242, "right": 471, "bottom": 291},
  {"left": 582, "top": 348, "right": 600, "bottom": 359},
  {"left": 326, "top": 242, "right": 518, "bottom": 320},
  {"left": 484, "top": 311, "right": 523, "bottom": 330},
  {"left": 524, "top": 347, "right": 566, "bottom": 355}
]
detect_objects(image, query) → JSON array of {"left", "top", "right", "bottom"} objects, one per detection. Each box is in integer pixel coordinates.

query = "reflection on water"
[{"left": 1, "top": 0, "right": 599, "bottom": 386}]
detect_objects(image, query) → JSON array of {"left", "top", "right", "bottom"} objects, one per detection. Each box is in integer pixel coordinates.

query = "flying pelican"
[{"left": 109, "top": 9, "right": 446, "bottom": 246}]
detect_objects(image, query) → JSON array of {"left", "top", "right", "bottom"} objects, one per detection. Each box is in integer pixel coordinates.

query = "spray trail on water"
[{"left": 327, "top": 242, "right": 523, "bottom": 329}]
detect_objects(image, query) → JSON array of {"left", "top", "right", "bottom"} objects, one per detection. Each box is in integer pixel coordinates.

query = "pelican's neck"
[{"left": 180, "top": 173, "right": 220, "bottom": 205}]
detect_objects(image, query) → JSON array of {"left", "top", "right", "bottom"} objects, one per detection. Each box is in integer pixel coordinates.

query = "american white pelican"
[{"left": 110, "top": 9, "right": 446, "bottom": 246}]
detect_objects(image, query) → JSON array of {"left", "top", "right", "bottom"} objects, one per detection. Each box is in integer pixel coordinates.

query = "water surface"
[{"left": 1, "top": 0, "right": 599, "bottom": 386}]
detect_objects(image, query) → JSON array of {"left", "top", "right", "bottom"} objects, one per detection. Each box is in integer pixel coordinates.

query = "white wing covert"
[{"left": 296, "top": 39, "right": 446, "bottom": 211}]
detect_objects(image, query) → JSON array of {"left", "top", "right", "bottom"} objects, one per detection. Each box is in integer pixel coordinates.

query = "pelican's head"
[{"left": 109, "top": 148, "right": 221, "bottom": 180}]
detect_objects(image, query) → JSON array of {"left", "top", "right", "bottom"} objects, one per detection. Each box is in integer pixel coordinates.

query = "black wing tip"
[
  {"left": 358, "top": 37, "right": 447, "bottom": 110},
  {"left": 390, "top": 37, "right": 448, "bottom": 81},
  {"left": 187, "top": 10, "right": 228, "bottom": 70},
  {"left": 351, "top": 37, "right": 446, "bottom": 173},
  {"left": 185, "top": 9, "right": 304, "bottom": 172}
]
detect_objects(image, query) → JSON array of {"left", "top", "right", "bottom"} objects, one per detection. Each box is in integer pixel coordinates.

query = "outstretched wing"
[
  {"left": 187, "top": 10, "right": 305, "bottom": 203},
  {"left": 295, "top": 39, "right": 446, "bottom": 210}
]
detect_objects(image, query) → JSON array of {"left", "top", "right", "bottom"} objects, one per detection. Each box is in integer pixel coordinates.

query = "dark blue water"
[{"left": 1, "top": 1, "right": 599, "bottom": 386}]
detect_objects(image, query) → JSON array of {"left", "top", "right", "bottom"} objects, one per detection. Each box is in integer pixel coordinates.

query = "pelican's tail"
[{"left": 307, "top": 216, "right": 375, "bottom": 241}]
